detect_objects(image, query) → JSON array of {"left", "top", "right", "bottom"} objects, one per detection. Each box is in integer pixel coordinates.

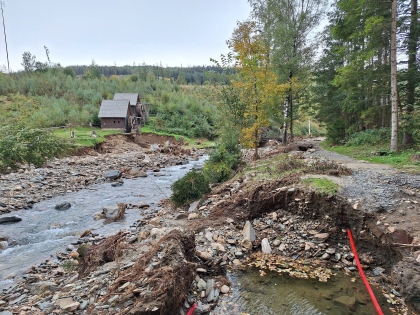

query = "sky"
[{"left": 0, "top": 0, "right": 252, "bottom": 71}]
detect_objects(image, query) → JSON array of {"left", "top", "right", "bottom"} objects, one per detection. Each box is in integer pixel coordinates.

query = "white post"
[{"left": 308, "top": 119, "right": 311, "bottom": 136}]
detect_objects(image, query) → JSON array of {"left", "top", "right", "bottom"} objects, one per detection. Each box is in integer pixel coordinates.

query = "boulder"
[
  {"left": 55, "top": 202, "right": 71, "bottom": 210},
  {"left": 104, "top": 170, "right": 121, "bottom": 180},
  {"left": 0, "top": 216, "right": 22, "bottom": 224},
  {"left": 102, "top": 205, "right": 119, "bottom": 219},
  {"left": 242, "top": 221, "right": 256, "bottom": 242}
]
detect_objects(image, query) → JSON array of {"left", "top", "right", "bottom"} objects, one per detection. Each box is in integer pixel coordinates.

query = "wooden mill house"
[{"left": 98, "top": 93, "right": 149, "bottom": 132}]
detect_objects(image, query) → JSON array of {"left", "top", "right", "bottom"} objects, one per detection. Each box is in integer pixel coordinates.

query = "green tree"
[
  {"left": 21, "top": 51, "right": 36, "bottom": 72},
  {"left": 215, "top": 20, "right": 287, "bottom": 159},
  {"left": 249, "top": 0, "right": 327, "bottom": 143}
]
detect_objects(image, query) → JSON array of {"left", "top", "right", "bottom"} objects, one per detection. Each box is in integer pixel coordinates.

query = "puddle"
[
  {"left": 0, "top": 156, "right": 206, "bottom": 290},
  {"left": 214, "top": 268, "right": 393, "bottom": 315}
]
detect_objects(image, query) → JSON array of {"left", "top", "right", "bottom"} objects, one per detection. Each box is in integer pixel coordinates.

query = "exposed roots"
[
  {"left": 78, "top": 231, "right": 127, "bottom": 279},
  {"left": 104, "top": 203, "right": 127, "bottom": 224}
]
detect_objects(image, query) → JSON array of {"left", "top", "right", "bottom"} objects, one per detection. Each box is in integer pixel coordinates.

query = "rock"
[
  {"left": 220, "top": 285, "right": 230, "bottom": 294},
  {"left": 314, "top": 233, "right": 329, "bottom": 241},
  {"left": 111, "top": 181, "right": 123, "bottom": 187},
  {"left": 279, "top": 243, "right": 286, "bottom": 251},
  {"left": 150, "top": 228, "right": 164, "bottom": 239},
  {"left": 104, "top": 170, "right": 121, "bottom": 180},
  {"left": 55, "top": 202, "right": 71, "bottom": 210},
  {"left": 175, "top": 213, "right": 188, "bottom": 220},
  {"left": 273, "top": 239, "right": 281, "bottom": 246},
  {"left": 150, "top": 217, "right": 161, "bottom": 226},
  {"left": 359, "top": 253, "right": 374, "bottom": 265},
  {"left": 138, "top": 231, "right": 150, "bottom": 242},
  {"left": 261, "top": 238, "right": 272, "bottom": 254},
  {"left": 0, "top": 216, "right": 22, "bottom": 224},
  {"left": 188, "top": 213, "right": 199, "bottom": 220},
  {"left": 242, "top": 221, "right": 256, "bottom": 242},
  {"left": 0, "top": 311, "right": 13, "bottom": 315},
  {"left": 189, "top": 200, "right": 200, "bottom": 212},
  {"left": 0, "top": 235, "right": 7, "bottom": 241},
  {"left": 196, "top": 250, "right": 212, "bottom": 260},
  {"left": 206, "top": 279, "right": 215, "bottom": 297},
  {"left": 305, "top": 242, "right": 315, "bottom": 251},
  {"left": 196, "top": 268, "right": 207, "bottom": 273},
  {"left": 241, "top": 238, "right": 253, "bottom": 250},
  {"left": 0, "top": 241, "right": 8, "bottom": 250},
  {"left": 28, "top": 281, "right": 58, "bottom": 295},
  {"left": 205, "top": 231, "right": 213, "bottom": 242},
  {"left": 197, "top": 278, "right": 207, "bottom": 291},
  {"left": 334, "top": 296, "right": 357, "bottom": 311},
  {"left": 388, "top": 226, "right": 396, "bottom": 233},
  {"left": 194, "top": 303, "right": 211, "bottom": 314},
  {"left": 211, "top": 243, "right": 226, "bottom": 252},
  {"left": 235, "top": 251, "right": 243, "bottom": 257},
  {"left": 321, "top": 253, "right": 330, "bottom": 260},
  {"left": 102, "top": 205, "right": 119, "bottom": 219}
]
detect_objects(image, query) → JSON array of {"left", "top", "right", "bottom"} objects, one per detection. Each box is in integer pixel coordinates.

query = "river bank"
[{"left": 1, "top": 135, "right": 419, "bottom": 314}]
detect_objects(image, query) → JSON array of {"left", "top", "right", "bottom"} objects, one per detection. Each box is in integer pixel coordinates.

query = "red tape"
[
  {"left": 347, "top": 228, "right": 384, "bottom": 315},
  {"left": 186, "top": 302, "right": 197, "bottom": 315}
]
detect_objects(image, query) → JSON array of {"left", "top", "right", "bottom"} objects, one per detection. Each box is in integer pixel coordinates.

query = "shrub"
[
  {"left": 171, "top": 171, "right": 210, "bottom": 206},
  {"left": 346, "top": 128, "right": 391, "bottom": 146},
  {"left": 0, "top": 125, "right": 74, "bottom": 171}
]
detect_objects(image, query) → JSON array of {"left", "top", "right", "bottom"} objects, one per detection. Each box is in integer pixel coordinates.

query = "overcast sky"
[{"left": 0, "top": 0, "right": 252, "bottom": 71}]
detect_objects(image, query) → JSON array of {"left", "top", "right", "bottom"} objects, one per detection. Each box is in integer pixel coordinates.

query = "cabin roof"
[
  {"left": 98, "top": 100, "right": 130, "bottom": 118},
  {"left": 113, "top": 93, "right": 139, "bottom": 106}
]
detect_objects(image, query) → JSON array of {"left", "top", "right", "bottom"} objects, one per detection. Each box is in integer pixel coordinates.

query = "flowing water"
[
  {"left": 214, "top": 268, "right": 393, "bottom": 315},
  {"left": 0, "top": 157, "right": 206, "bottom": 290}
]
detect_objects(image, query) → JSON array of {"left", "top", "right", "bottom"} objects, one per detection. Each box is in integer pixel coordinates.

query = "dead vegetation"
[
  {"left": 78, "top": 231, "right": 128, "bottom": 279},
  {"left": 95, "top": 229, "right": 196, "bottom": 315},
  {"left": 104, "top": 203, "right": 127, "bottom": 224}
]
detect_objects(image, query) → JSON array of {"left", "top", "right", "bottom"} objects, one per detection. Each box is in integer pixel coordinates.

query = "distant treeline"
[{"left": 68, "top": 64, "right": 231, "bottom": 85}]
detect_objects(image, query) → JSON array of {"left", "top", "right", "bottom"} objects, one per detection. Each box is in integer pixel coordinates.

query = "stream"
[{"left": 0, "top": 156, "right": 206, "bottom": 291}]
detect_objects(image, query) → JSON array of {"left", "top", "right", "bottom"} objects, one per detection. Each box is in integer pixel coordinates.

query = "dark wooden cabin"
[{"left": 98, "top": 100, "right": 132, "bottom": 132}]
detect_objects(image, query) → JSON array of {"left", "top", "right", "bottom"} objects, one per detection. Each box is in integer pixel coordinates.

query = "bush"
[
  {"left": 171, "top": 171, "right": 210, "bottom": 207},
  {"left": 0, "top": 125, "right": 74, "bottom": 172},
  {"left": 346, "top": 128, "right": 391, "bottom": 146}
]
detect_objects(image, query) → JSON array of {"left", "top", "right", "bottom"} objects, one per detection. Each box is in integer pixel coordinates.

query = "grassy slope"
[{"left": 53, "top": 127, "right": 121, "bottom": 147}]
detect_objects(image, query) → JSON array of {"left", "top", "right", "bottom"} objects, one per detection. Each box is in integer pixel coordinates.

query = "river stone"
[
  {"left": 0, "top": 216, "right": 22, "bottom": 224},
  {"left": 150, "top": 228, "right": 164, "bottom": 239},
  {"left": 104, "top": 170, "right": 121, "bottom": 180},
  {"left": 28, "top": 281, "right": 58, "bottom": 295},
  {"left": 55, "top": 202, "right": 71, "bottom": 210},
  {"left": 241, "top": 238, "right": 253, "bottom": 250},
  {"left": 197, "top": 278, "right": 207, "bottom": 291},
  {"left": 279, "top": 243, "right": 286, "bottom": 251},
  {"left": 103, "top": 206, "right": 119, "bottom": 218},
  {"left": 111, "top": 181, "right": 123, "bottom": 187},
  {"left": 189, "top": 200, "right": 200, "bottom": 212},
  {"left": 314, "top": 233, "right": 329, "bottom": 241},
  {"left": 0, "top": 241, "right": 7, "bottom": 250},
  {"left": 242, "top": 221, "right": 256, "bottom": 242},
  {"left": 0, "top": 202, "right": 6, "bottom": 207},
  {"left": 221, "top": 285, "right": 230, "bottom": 294},
  {"left": 273, "top": 239, "right": 281, "bottom": 246},
  {"left": 261, "top": 238, "right": 272, "bottom": 254},
  {"left": 334, "top": 296, "right": 357, "bottom": 311},
  {"left": 188, "top": 213, "right": 199, "bottom": 220}
]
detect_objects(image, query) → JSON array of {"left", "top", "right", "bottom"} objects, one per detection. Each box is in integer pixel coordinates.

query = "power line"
[{"left": 0, "top": 1, "right": 10, "bottom": 73}]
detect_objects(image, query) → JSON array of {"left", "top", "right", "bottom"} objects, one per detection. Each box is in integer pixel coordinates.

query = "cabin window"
[
  {"left": 114, "top": 121, "right": 116, "bottom": 123},
  {"left": 118, "top": 120, "right": 120, "bottom": 123}
]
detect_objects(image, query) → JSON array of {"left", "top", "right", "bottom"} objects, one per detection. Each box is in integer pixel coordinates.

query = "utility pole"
[
  {"left": 390, "top": 0, "right": 398, "bottom": 152},
  {"left": 0, "top": 1, "right": 10, "bottom": 73}
]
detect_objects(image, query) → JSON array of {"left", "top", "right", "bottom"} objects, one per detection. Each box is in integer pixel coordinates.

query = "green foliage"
[
  {"left": 63, "top": 67, "right": 76, "bottom": 78},
  {"left": 53, "top": 127, "right": 121, "bottom": 147},
  {"left": 0, "top": 125, "right": 74, "bottom": 171},
  {"left": 171, "top": 171, "right": 210, "bottom": 206},
  {"left": 345, "top": 128, "right": 391, "bottom": 146},
  {"left": 130, "top": 74, "right": 139, "bottom": 82},
  {"left": 302, "top": 178, "right": 339, "bottom": 196}
]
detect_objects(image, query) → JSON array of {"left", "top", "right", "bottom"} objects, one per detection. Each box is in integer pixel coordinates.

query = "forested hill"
[{"left": 68, "top": 64, "right": 231, "bottom": 85}]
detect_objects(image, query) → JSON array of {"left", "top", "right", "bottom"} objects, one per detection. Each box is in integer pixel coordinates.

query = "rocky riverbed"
[{"left": 1, "top": 135, "right": 420, "bottom": 315}]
